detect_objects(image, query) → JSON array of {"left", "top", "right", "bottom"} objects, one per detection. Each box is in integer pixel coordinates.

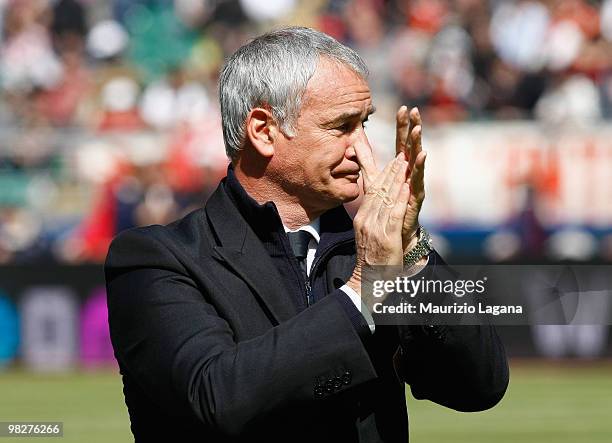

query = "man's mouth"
[{"left": 334, "top": 171, "right": 360, "bottom": 181}]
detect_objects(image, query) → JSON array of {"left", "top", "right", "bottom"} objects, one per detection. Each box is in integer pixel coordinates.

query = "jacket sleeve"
[
  {"left": 394, "top": 251, "right": 509, "bottom": 412},
  {"left": 105, "top": 227, "right": 377, "bottom": 437}
]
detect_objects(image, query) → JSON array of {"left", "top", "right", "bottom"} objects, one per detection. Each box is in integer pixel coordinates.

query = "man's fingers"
[
  {"left": 377, "top": 158, "right": 408, "bottom": 223},
  {"left": 410, "top": 150, "right": 427, "bottom": 200},
  {"left": 360, "top": 154, "right": 401, "bottom": 214},
  {"left": 389, "top": 183, "right": 411, "bottom": 233},
  {"left": 408, "top": 124, "right": 422, "bottom": 176},
  {"left": 407, "top": 108, "right": 422, "bottom": 173},
  {"left": 372, "top": 152, "right": 403, "bottom": 190},
  {"left": 389, "top": 159, "right": 408, "bottom": 202},
  {"left": 378, "top": 154, "right": 401, "bottom": 194},
  {"left": 353, "top": 127, "right": 378, "bottom": 188},
  {"left": 409, "top": 107, "right": 420, "bottom": 136},
  {"left": 395, "top": 105, "right": 409, "bottom": 156}
]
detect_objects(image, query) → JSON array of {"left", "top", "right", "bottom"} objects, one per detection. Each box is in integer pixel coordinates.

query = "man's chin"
[
  {"left": 335, "top": 182, "right": 361, "bottom": 203},
  {"left": 313, "top": 181, "right": 360, "bottom": 208}
]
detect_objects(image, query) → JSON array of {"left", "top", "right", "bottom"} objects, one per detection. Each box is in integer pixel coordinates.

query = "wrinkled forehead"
[{"left": 302, "top": 58, "right": 373, "bottom": 117}]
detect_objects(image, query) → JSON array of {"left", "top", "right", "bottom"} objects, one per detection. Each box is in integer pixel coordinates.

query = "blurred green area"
[
  {"left": 0, "top": 361, "right": 611, "bottom": 443},
  {"left": 0, "top": 368, "right": 129, "bottom": 443},
  {"left": 407, "top": 361, "right": 612, "bottom": 443}
]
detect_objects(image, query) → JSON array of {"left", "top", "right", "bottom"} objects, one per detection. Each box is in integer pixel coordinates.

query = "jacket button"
[
  {"left": 333, "top": 376, "right": 343, "bottom": 390},
  {"left": 314, "top": 386, "right": 324, "bottom": 398},
  {"left": 342, "top": 370, "right": 352, "bottom": 385},
  {"left": 325, "top": 379, "right": 335, "bottom": 393}
]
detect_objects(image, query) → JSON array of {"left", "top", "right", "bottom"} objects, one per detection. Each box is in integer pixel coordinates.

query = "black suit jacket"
[{"left": 105, "top": 178, "right": 509, "bottom": 442}]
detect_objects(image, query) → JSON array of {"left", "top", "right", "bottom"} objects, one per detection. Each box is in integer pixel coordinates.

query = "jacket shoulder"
[{"left": 104, "top": 208, "right": 211, "bottom": 273}]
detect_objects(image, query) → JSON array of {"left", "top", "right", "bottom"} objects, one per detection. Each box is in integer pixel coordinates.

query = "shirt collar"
[{"left": 283, "top": 218, "right": 321, "bottom": 243}]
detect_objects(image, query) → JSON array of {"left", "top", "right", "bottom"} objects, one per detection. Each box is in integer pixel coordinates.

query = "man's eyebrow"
[{"left": 323, "top": 106, "right": 377, "bottom": 125}]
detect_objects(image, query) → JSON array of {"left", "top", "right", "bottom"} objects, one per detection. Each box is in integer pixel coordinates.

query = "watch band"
[{"left": 403, "top": 227, "right": 433, "bottom": 268}]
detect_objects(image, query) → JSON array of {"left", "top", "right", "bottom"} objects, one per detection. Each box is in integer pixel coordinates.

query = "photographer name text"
[{"left": 372, "top": 301, "right": 523, "bottom": 316}]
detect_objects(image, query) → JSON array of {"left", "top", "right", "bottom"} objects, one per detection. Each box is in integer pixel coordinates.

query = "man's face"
[{"left": 270, "top": 58, "right": 375, "bottom": 212}]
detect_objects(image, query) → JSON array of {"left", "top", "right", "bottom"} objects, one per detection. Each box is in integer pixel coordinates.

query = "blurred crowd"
[{"left": 1, "top": 0, "right": 612, "bottom": 263}]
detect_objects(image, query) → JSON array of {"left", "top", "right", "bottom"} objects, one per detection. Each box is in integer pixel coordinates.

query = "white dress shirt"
[{"left": 284, "top": 218, "right": 376, "bottom": 333}]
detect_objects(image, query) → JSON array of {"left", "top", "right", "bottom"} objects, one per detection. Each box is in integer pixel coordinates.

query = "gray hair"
[{"left": 219, "top": 27, "right": 369, "bottom": 160}]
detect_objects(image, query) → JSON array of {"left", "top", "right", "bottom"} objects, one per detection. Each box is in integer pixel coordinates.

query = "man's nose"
[{"left": 345, "top": 145, "right": 357, "bottom": 160}]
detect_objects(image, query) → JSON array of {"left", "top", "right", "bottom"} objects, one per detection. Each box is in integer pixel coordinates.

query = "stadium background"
[{"left": 0, "top": 0, "right": 611, "bottom": 441}]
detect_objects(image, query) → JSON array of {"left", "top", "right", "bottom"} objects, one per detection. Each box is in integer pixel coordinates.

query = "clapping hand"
[{"left": 346, "top": 106, "right": 428, "bottom": 294}]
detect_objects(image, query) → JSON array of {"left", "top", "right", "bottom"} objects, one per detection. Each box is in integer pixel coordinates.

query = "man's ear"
[{"left": 245, "top": 108, "right": 278, "bottom": 158}]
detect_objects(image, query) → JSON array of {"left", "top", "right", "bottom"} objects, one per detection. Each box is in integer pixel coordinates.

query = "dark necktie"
[{"left": 287, "top": 230, "right": 314, "bottom": 277}]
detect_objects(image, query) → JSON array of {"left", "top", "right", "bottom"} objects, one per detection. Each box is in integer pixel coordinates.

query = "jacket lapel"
[{"left": 204, "top": 184, "right": 298, "bottom": 324}]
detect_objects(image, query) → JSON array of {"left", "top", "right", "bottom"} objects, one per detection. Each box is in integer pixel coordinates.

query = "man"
[{"left": 105, "top": 27, "right": 508, "bottom": 442}]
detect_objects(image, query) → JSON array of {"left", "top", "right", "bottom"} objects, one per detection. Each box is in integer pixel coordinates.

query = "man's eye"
[
  {"left": 335, "top": 123, "right": 352, "bottom": 132},
  {"left": 333, "top": 120, "right": 367, "bottom": 133}
]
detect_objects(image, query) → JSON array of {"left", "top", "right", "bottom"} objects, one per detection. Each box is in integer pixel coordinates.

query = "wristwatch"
[{"left": 403, "top": 227, "right": 433, "bottom": 267}]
